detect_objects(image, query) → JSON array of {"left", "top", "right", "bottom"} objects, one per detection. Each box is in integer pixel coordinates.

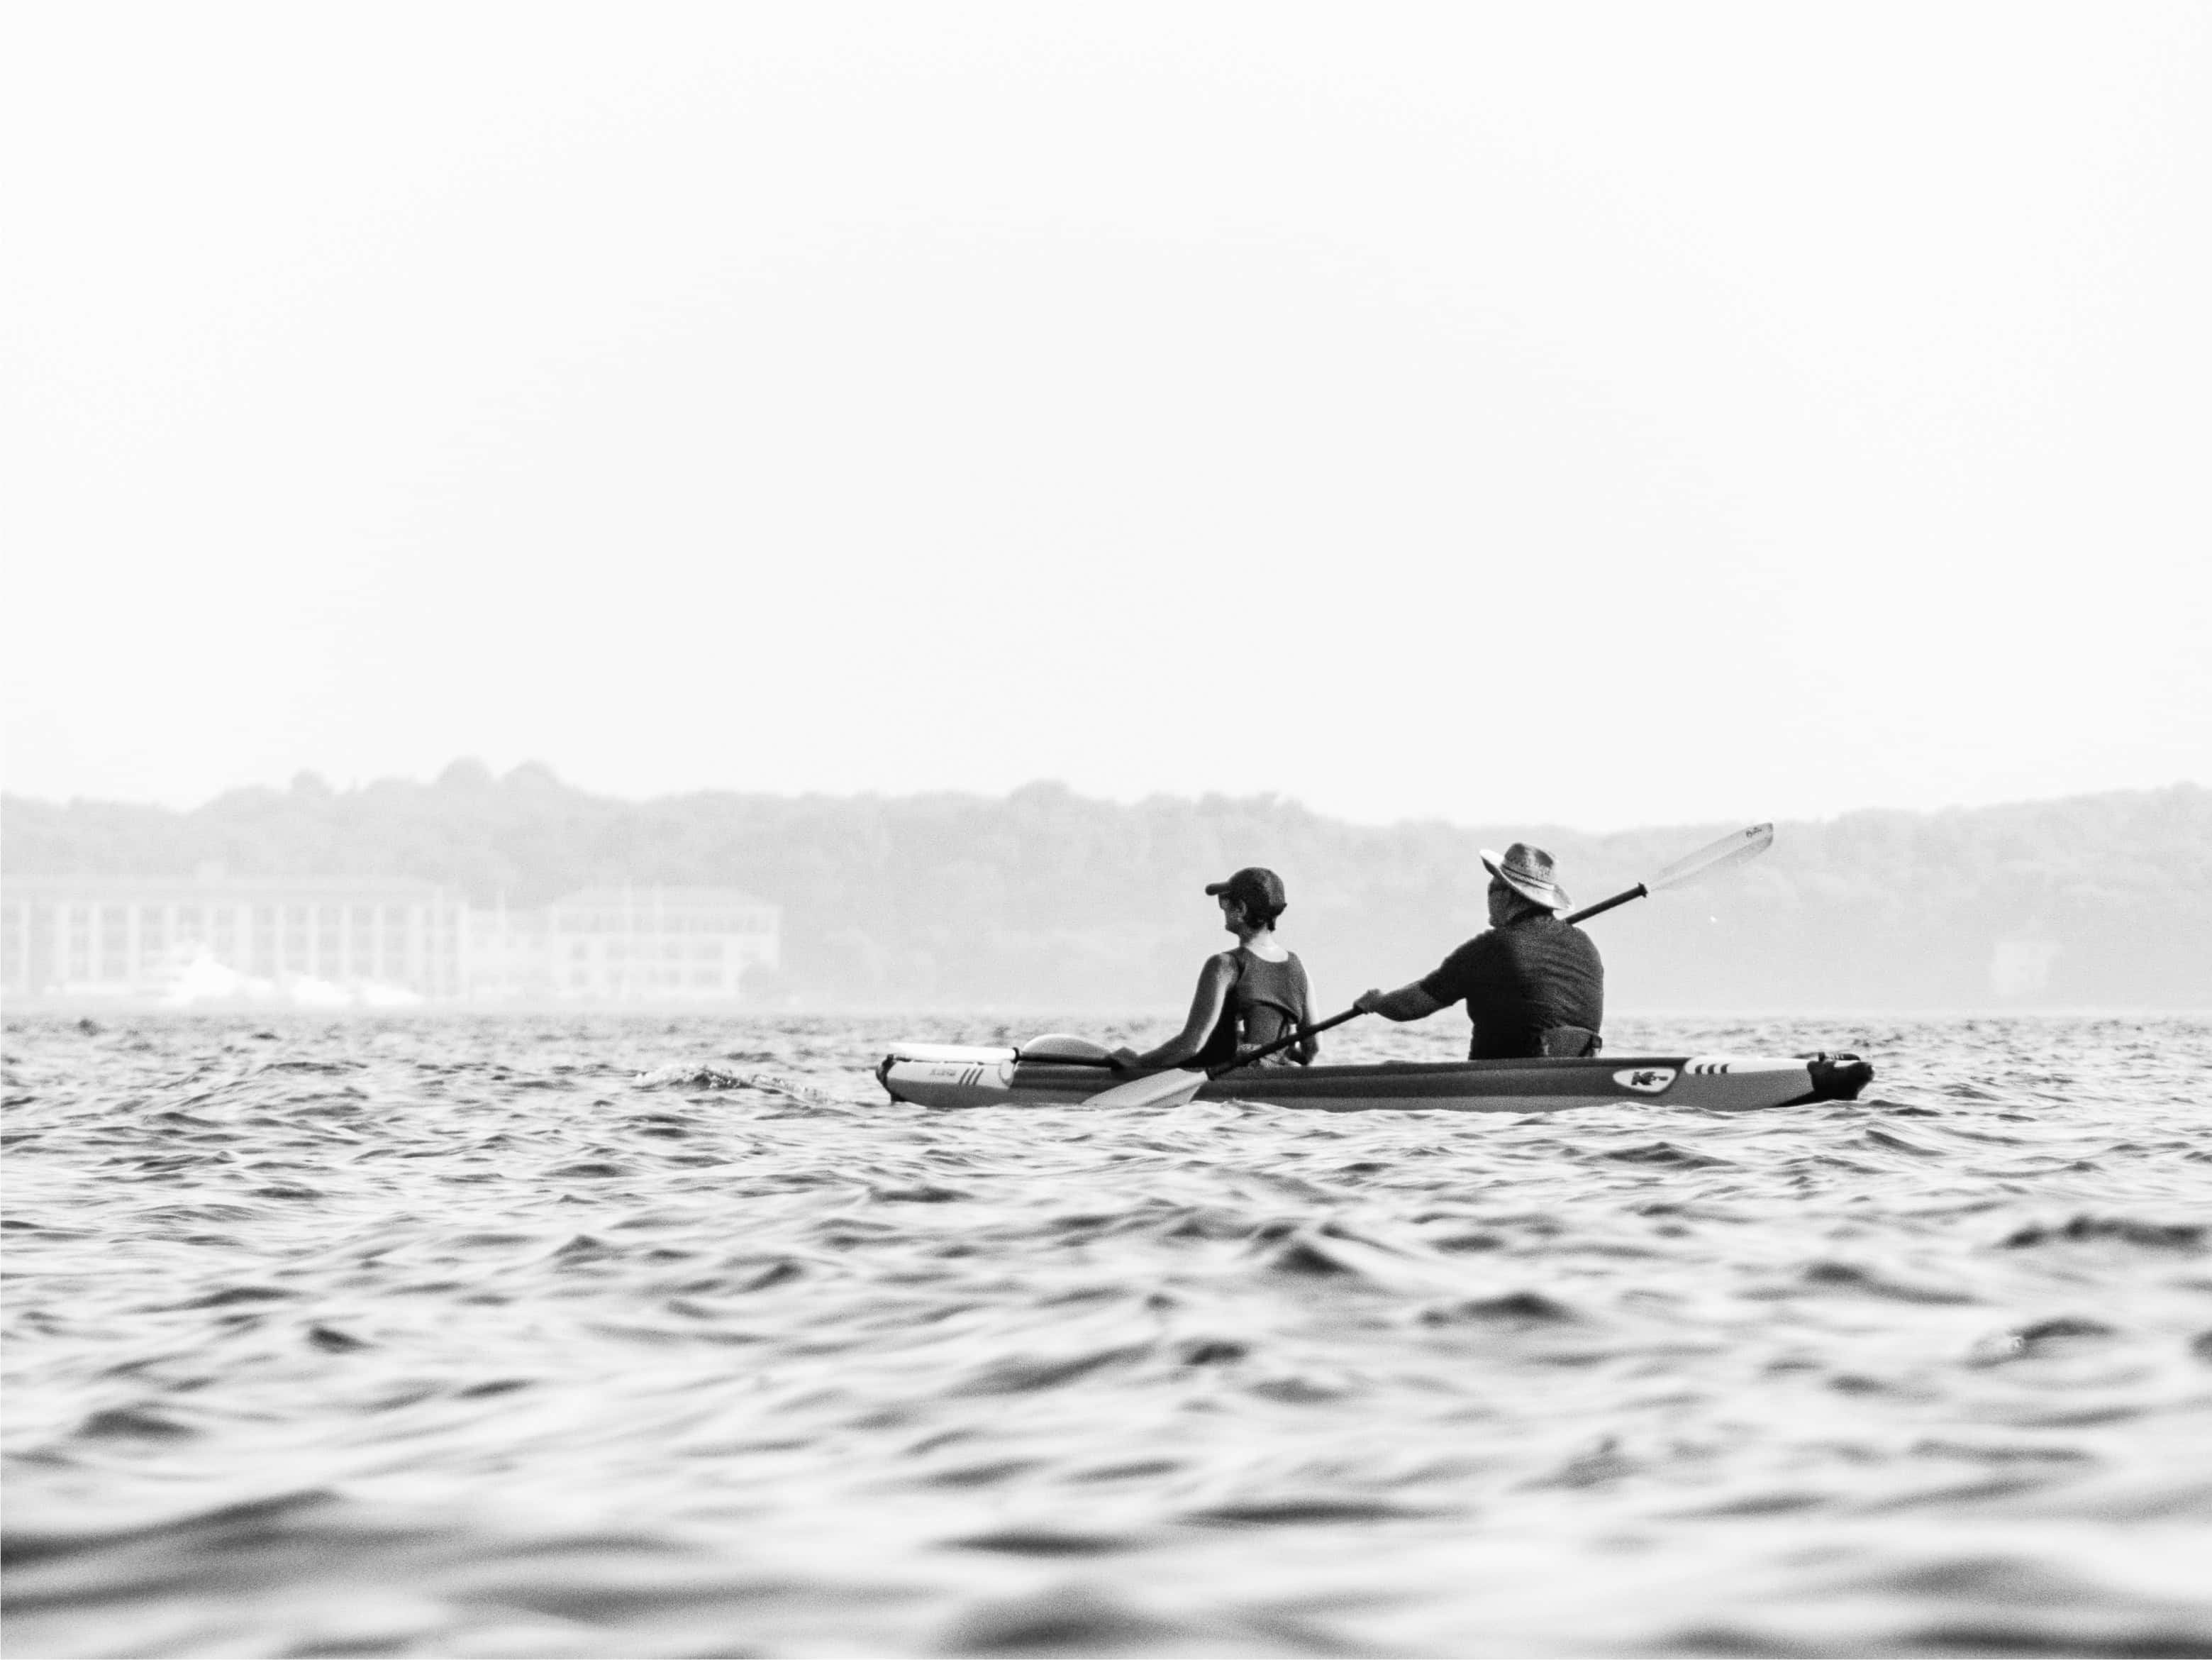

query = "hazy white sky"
[{"left": 6, "top": 3, "right": 2207, "bottom": 829}]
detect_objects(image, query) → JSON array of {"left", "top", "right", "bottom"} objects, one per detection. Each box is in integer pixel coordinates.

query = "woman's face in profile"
[{"left": 1218, "top": 895, "right": 1248, "bottom": 933}]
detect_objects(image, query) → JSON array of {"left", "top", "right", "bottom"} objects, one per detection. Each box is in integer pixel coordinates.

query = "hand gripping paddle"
[{"left": 1077, "top": 821, "right": 1775, "bottom": 1110}]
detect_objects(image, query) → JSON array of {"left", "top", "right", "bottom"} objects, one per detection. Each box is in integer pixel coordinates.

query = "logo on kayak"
[{"left": 1613, "top": 1067, "right": 1677, "bottom": 1093}]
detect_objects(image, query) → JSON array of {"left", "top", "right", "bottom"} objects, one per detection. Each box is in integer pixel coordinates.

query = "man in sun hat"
[{"left": 1353, "top": 842, "right": 1604, "bottom": 1059}]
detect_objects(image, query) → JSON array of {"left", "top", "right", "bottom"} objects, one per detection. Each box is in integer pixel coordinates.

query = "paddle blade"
[
  {"left": 1078, "top": 1068, "right": 1209, "bottom": 1110},
  {"left": 1644, "top": 822, "right": 1773, "bottom": 894}
]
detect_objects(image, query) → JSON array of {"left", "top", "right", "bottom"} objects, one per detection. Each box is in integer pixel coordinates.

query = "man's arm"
[
  {"left": 1359, "top": 936, "right": 1482, "bottom": 1023},
  {"left": 1354, "top": 981, "right": 1447, "bottom": 1022}
]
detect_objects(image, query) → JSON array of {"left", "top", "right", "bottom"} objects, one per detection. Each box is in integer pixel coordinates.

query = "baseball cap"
[{"left": 1203, "top": 866, "right": 1287, "bottom": 912}]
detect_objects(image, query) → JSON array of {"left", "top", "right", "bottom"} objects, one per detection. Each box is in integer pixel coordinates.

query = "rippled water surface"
[{"left": 5, "top": 1012, "right": 2210, "bottom": 1658}]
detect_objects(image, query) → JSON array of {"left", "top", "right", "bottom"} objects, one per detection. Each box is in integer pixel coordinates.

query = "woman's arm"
[{"left": 1111, "top": 955, "right": 1237, "bottom": 1069}]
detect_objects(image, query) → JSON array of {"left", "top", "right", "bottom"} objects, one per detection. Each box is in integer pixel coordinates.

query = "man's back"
[{"left": 1418, "top": 914, "right": 1604, "bottom": 1059}]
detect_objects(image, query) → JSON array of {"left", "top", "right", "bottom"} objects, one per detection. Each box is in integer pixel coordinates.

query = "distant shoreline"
[{"left": 8, "top": 779, "right": 2208, "bottom": 1009}]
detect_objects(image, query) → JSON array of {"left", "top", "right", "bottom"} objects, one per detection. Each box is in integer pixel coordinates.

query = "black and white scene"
[{"left": 4, "top": 4, "right": 2209, "bottom": 1656}]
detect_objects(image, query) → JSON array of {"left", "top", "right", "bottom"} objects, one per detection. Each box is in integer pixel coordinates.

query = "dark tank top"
[{"left": 1194, "top": 948, "right": 1311, "bottom": 1068}]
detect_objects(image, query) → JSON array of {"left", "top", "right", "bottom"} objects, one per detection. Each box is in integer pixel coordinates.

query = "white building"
[
  {"left": 487, "top": 886, "right": 780, "bottom": 1003},
  {"left": 1, "top": 874, "right": 464, "bottom": 1002},
  {"left": 4, "top": 878, "right": 779, "bottom": 1006}
]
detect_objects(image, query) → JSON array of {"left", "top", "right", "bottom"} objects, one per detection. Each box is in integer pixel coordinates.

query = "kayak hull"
[{"left": 877, "top": 1044, "right": 1874, "bottom": 1114}]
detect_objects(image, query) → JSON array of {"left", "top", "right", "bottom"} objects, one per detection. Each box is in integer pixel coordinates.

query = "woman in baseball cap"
[{"left": 1109, "top": 866, "right": 1318, "bottom": 1074}]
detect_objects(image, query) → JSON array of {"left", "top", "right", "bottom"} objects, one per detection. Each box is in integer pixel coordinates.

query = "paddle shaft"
[
  {"left": 1088, "top": 822, "right": 1771, "bottom": 1105},
  {"left": 1558, "top": 822, "right": 1772, "bottom": 925},
  {"left": 1220, "top": 857, "right": 1725, "bottom": 1075},
  {"left": 1208, "top": 1005, "right": 1365, "bottom": 1080},
  {"left": 1561, "top": 883, "right": 1646, "bottom": 925},
  {"left": 1217, "top": 890, "right": 1639, "bottom": 1075},
  {"left": 1211, "top": 875, "right": 1672, "bottom": 1078}
]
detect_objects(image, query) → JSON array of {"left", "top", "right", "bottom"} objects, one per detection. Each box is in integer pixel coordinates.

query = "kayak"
[{"left": 877, "top": 1034, "right": 1875, "bottom": 1114}]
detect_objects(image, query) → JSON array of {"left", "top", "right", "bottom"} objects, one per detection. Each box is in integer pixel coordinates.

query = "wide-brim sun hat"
[{"left": 1481, "top": 843, "right": 1569, "bottom": 912}]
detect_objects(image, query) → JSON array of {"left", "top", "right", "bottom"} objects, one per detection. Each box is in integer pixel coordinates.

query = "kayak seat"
[{"left": 1539, "top": 1026, "right": 1602, "bottom": 1057}]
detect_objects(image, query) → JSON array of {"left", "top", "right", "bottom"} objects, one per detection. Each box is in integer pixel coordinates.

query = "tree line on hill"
[{"left": 4, "top": 762, "right": 2206, "bottom": 1009}]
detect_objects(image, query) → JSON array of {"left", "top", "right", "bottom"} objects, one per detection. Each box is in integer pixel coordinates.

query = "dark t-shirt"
[{"left": 1417, "top": 914, "right": 1604, "bottom": 1060}]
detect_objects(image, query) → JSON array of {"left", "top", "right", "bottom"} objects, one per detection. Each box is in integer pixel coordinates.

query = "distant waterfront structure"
[
  {"left": 1, "top": 875, "right": 778, "bottom": 1007},
  {"left": 466, "top": 887, "right": 780, "bottom": 1003},
  {"left": 2, "top": 875, "right": 464, "bottom": 1003}
]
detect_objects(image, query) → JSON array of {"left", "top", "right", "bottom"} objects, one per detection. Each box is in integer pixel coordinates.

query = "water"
[{"left": 4, "top": 1012, "right": 2209, "bottom": 1658}]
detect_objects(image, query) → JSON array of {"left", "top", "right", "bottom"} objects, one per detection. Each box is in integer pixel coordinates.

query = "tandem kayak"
[{"left": 877, "top": 1034, "right": 1874, "bottom": 1114}]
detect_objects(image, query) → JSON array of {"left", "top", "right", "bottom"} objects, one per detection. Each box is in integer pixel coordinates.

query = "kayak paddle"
[
  {"left": 1557, "top": 821, "right": 1774, "bottom": 924},
  {"left": 1077, "top": 821, "right": 1776, "bottom": 1110}
]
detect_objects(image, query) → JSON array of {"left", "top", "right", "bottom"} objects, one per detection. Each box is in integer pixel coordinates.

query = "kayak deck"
[{"left": 878, "top": 1042, "right": 1874, "bottom": 1114}]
